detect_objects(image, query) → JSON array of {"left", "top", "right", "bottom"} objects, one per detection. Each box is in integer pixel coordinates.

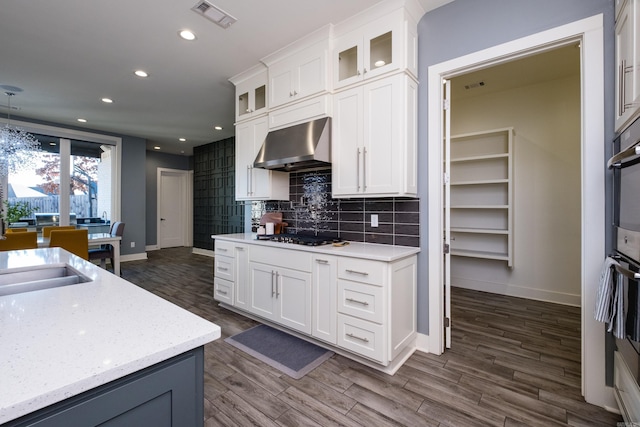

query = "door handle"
[{"left": 160, "top": 218, "right": 166, "bottom": 221}]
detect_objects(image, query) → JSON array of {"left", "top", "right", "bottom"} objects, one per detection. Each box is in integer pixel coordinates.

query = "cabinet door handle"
[
  {"left": 271, "top": 270, "right": 276, "bottom": 296},
  {"left": 235, "top": 247, "right": 244, "bottom": 251},
  {"left": 217, "top": 289, "right": 228, "bottom": 295},
  {"left": 363, "top": 67, "right": 367, "bottom": 74},
  {"left": 293, "top": 90, "right": 298, "bottom": 96},
  {"left": 346, "top": 297, "right": 369, "bottom": 306},
  {"left": 347, "top": 332, "right": 369, "bottom": 343},
  {"left": 363, "top": 147, "right": 367, "bottom": 191},
  {"left": 357, "top": 69, "right": 361, "bottom": 76},
  {"left": 316, "top": 259, "right": 329, "bottom": 264},
  {"left": 275, "top": 271, "right": 280, "bottom": 298},
  {"left": 356, "top": 148, "right": 361, "bottom": 191},
  {"left": 217, "top": 266, "right": 228, "bottom": 271},
  {"left": 345, "top": 269, "right": 369, "bottom": 276},
  {"left": 246, "top": 165, "right": 251, "bottom": 196}
]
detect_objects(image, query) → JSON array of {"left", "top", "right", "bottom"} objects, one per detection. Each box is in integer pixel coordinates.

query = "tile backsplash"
[{"left": 253, "top": 169, "right": 419, "bottom": 247}]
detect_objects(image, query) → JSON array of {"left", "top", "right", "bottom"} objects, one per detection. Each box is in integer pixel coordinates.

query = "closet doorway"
[
  {"left": 427, "top": 15, "right": 607, "bottom": 406},
  {"left": 447, "top": 44, "right": 581, "bottom": 323}
]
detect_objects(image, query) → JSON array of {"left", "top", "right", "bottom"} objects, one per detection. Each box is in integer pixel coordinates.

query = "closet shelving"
[{"left": 449, "top": 127, "right": 513, "bottom": 267}]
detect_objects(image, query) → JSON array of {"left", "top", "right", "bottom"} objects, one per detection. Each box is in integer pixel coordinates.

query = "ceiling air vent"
[{"left": 191, "top": 1, "right": 237, "bottom": 29}]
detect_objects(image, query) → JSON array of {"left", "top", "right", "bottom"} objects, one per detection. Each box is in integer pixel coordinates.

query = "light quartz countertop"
[
  {"left": 0, "top": 248, "right": 221, "bottom": 425},
  {"left": 211, "top": 233, "right": 420, "bottom": 262}
]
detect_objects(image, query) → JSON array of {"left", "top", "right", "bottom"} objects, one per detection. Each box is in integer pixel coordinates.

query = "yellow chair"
[
  {"left": 0, "top": 231, "right": 38, "bottom": 251},
  {"left": 49, "top": 229, "right": 89, "bottom": 260},
  {"left": 6, "top": 228, "right": 28, "bottom": 233},
  {"left": 42, "top": 225, "right": 76, "bottom": 238}
]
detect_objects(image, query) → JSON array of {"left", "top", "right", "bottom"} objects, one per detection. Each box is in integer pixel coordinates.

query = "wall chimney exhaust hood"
[{"left": 253, "top": 117, "right": 331, "bottom": 172}]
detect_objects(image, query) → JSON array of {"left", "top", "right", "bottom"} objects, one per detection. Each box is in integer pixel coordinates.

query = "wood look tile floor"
[{"left": 122, "top": 248, "right": 622, "bottom": 426}]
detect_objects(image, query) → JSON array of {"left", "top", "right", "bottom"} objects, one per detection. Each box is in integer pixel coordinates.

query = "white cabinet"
[
  {"left": 212, "top": 237, "right": 418, "bottom": 371},
  {"left": 312, "top": 254, "right": 337, "bottom": 344},
  {"left": 332, "top": 74, "right": 417, "bottom": 198},
  {"left": 235, "top": 117, "right": 289, "bottom": 201},
  {"left": 233, "top": 69, "right": 267, "bottom": 123},
  {"left": 248, "top": 246, "right": 312, "bottom": 334},
  {"left": 213, "top": 241, "right": 247, "bottom": 307},
  {"left": 333, "top": 10, "right": 417, "bottom": 90},
  {"left": 614, "top": 351, "right": 640, "bottom": 425},
  {"left": 336, "top": 255, "right": 417, "bottom": 364},
  {"left": 616, "top": 0, "right": 640, "bottom": 131},
  {"left": 450, "top": 128, "right": 514, "bottom": 267},
  {"left": 268, "top": 40, "right": 329, "bottom": 109}
]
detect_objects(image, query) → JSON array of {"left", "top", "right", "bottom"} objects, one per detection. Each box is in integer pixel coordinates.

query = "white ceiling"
[{"left": 0, "top": 0, "right": 448, "bottom": 155}]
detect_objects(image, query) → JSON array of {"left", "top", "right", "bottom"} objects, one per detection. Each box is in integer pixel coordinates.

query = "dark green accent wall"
[{"left": 193, "top": 137, "right": 244, "bottom": 250}]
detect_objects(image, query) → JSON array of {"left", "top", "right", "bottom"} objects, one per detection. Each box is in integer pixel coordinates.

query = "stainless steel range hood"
[{"left": 253, "top": 117, "right": 331, "bottom": 172}]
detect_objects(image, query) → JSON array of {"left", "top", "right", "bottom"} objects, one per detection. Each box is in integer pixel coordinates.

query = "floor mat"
[{"left": 225, "top": 324, "right": 334, "bottom": 379}]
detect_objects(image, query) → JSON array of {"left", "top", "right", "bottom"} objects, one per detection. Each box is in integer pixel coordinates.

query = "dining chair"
[
  {"left": 42, "top": 225, "right": 76, "bottom": 238},
  {"left": 0, "top": 231, "right": 38, "bottom": 251},
  {"left": 6, "top": 228, "right": 28, "bottom": 233},
  {"left": 89, "top": 222, "right": 125, "bottom": 271},
  {"left": 49, "top": 229, "right": 89, "bottom": 260}
]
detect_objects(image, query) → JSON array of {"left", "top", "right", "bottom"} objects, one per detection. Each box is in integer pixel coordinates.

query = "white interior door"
[
  {"left": 443, "top": 78, "right": 452, "bottom": 348},
  {"left": 158, "top": 169, "right": 188, "bottom": 248}
]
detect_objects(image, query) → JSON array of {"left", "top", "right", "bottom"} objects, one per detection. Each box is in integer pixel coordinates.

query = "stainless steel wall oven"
[{"left": 610, "top": 115, "right": 640, "bottom": 423}]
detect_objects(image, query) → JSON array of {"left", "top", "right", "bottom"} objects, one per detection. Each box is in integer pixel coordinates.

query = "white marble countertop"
[
  {"left": 0, "top": 248, "right": 221, "bottom": 425},
  {"left": 211, "top": 233, "right": 420, "bottom": 262}
]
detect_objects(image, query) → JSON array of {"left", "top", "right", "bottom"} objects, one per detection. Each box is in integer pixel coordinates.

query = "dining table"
[{"left": 38, "top": 232, "right": 122, "bottom": 276}]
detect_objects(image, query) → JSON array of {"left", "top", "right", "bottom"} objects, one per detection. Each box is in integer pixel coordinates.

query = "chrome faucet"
[{"left": 102, "top": 211, "right": 107, "bottom": 221}]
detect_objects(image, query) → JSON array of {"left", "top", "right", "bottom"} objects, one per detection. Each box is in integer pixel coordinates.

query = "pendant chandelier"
[{"left": 0, "top": 91, "right": 40, "bottom": 177}]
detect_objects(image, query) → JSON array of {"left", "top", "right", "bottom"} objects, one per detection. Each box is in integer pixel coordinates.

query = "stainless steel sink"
[{"left": 0, "top": 265, "right": 92, "bottom": 296}]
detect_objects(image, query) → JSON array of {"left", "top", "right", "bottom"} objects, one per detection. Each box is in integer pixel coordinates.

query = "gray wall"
[
  {"left": 144, "top": 150, "right": 191, "bottom": 247},
  {"left": 120, "top": 136, "right": 147, "bottom": 256},
  {"left": 416, "top": 0, "right": 615, "bottom": 334}
]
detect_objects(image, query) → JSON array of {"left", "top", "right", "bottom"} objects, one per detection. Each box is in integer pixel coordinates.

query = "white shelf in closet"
[{"left": 450, "top": 128, "right": 513, "bottom": 267}]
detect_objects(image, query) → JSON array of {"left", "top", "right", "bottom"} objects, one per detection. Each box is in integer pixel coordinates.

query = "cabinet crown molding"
[
  {"left": 261, "top": 24, "right": 333, "bottom": 67},
  {"left": 229, "top": 63, "right": 267, "bottom": 86}
]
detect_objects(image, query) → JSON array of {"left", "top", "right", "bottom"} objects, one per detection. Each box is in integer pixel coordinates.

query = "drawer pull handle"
[
  {"left": 347, "top": 333, "right": 369, "bottom": 343},
  {"left": 346, "top": 269, "right": 368, "bottom": 276},
  {"left": 316, "top": 259, "right": 329, "bottom": 264},
  {"left": 236, "top": 247, "right": 244, "bottom": 251},
  {"left": 218, "top": 267, "right": 228, "bottom": 271},
  {"left": 218, "top": 248, "right": 228, "bottom": 252},
  {"left": 346, "top": 298, "right": 369, "bottom": 306},
  {"left": 217, "top": 290, "right": 228, "bottom": 295}
]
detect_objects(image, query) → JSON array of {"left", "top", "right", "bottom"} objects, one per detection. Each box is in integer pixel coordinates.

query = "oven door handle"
[
  {"left": 614, "top": 263, "right": 640, "bottom": 280},
  {"left": 607, "top": 143, "right": 640, "bottom": 169}
]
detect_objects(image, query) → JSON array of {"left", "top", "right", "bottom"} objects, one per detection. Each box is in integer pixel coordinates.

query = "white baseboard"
[
  {"left": 145, "top": 245, "right": 160, "bottom": 251},
  {"left": 415, "top": 332, "right": 431, "bottom": 354},
  {"left": 451, "top": 277, "right": 580, "bottom": 306},
  {"left": 120, "top": 252, "right": 148, "bottom": 262},
  {"left": 192, "top": 248, "right": 214, "bottom": 257}
]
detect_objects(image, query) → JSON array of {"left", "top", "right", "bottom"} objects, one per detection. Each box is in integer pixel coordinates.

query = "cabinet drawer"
[
  {"left": 337, "top": 314, "right": 385, "bottom": 363},
  {"left": 214, "top": 255, "right": 234, "bottom": 281},
  {"left": 338, "top": 258, "right": 385, "bottom": 285},
  {"left": 250, "top": 245, "right": 312, "bottom": 272},
  {"left": 214, "top": 240, "right": 236, "bottom": 257},
  {"left": 614, "top": 351, "right": 640, "bottom": 423},
  {"left": 338, "top": 279, "right": 383, "bottom": 324},
  {"left": 214, "top": 277, "right": 234, "bottom": 305}
]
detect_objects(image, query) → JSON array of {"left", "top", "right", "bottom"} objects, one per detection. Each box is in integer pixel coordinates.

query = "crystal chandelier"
[
  {"left": 0, "top": 91, "right": 41, "bottom": 237},
  {"left": 0, "top": 92, "right": 40, "bottom": 177}
]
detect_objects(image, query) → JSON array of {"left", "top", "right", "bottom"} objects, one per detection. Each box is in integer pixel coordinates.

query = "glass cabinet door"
[
  {"left": 368, "top": 31, "right": 392, "bottom": 71},
  {"left": 238, "top": 91, "right": 250, "bottom": 118},
  {"left": 338, "top": 45, "right": 359, "bottom": 82}
]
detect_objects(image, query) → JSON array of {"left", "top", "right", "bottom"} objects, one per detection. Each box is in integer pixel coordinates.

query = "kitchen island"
[{"left": 0, "top": 248, "right": 221, "bottom": 426}]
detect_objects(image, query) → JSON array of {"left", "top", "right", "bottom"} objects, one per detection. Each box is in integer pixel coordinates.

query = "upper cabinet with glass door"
[
  {"left": 333, "top": 8, "right": 417, "bottom": 90},
  {"left": 230, "top": 65, "right": 268, "bottom": 123}
]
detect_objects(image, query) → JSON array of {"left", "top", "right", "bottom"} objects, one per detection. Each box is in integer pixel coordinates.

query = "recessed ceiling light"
[
  {"left": 134, "top": 70, "right": 148, "bottom": 78},
  {"left": 214, "top": 125, "right": 223, "bottom": 130},
  {"left": 101, "top": 98, "right": 113, "bottom": 103},
  {"left": 153, "top": 146, "right": 161, "bottom": 150},
  {"left": 179, "top": 138, "right": 186, "bottom": 142},
  {"left": 77, "top": 118, "right": 87, "bottom": 123},
  {"left": 179, "top": 30, "right": 196, "bottom": 41}
]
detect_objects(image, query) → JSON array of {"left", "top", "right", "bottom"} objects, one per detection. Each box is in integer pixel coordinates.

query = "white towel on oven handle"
[{"left": 594, "top": 256, "right": 625, "bottom": 339}]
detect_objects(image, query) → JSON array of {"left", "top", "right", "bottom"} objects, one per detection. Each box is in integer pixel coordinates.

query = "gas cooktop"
[{"left": 257, "top": 233, "right": 339, "bottom": 246}]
